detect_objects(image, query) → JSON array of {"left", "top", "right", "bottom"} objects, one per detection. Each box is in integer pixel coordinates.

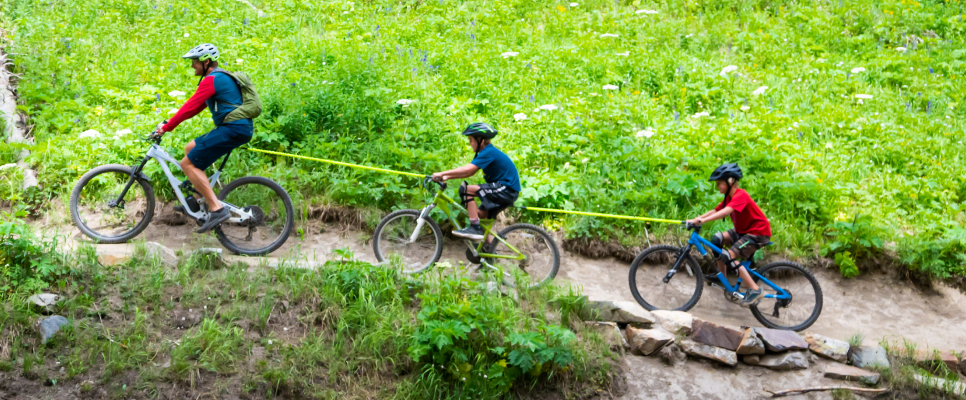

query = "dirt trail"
[{"left": 44, "top": 216, "right": 966, "bottom": 352}]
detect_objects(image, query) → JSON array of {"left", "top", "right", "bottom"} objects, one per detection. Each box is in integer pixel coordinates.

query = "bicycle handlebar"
[
  {"left": 685, "top": 221, "right": 702, "bottom": 233},
  {"left": 423, "top": 175, "right": 447, "bottom": 192}
]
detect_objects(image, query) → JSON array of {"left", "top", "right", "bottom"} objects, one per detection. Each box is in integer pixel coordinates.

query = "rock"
[
  {"left": 849, "top": 345, "right": 891, "bottom": 369},
  {"left": 659, "top": 341, "right": 687, "bottom": 367},
  {"left": 680, "top": 339, "right": 738, "bottom": 367},
  {"left": 688, "top": 320, "right": 743, "bottom": 351},
  {"left": 917, "top": 350, "right": 962, "bottom": 373},
  {"left": 757, "top": 350, "right": 810, "bottom": 371},
  {"left": 182, "top": 248, "right": 229, "bottom": 269},
  {"left": 960, "top": 354, "right": 966, "bottom": 376},
  {"left": 825, "top": 363, "right": 881, "bottom": 385},
  {"left": 650, "top": 310, "right": 693, "bottom": 335},
  {"left": 804, "top": 332, "right": 849, "bottom": 362},
  {"left": 27, "top": 293, "right": 59, "bottom": 307},
  {"left": 914, "top": 374, "right": 966, "bottom": 396},
  {"left": 144, "top": 242, "right": 178, "bottom": 266},
  {"left": 172, "top": 308, "right": 201, "bottom": 329},
  {"left": 584, "top": 322, "right": 626, "bottom": 353},
  {"left": 626, "top": 326, "right": 674, "bottom": 356},
  {"left": 736, "top": 328, "right": 766, "bottom": 355},
  {"left": 756, "top": 328, "right": 808, "bottom": 353},
  {"left": 743, "top": 355, "right": 761, "bottom": 365},
  {"left": 249, "top": 345, "right": 266, "bottom": 366},
  {"left": 97, "top": 248, "right": 132, "bottom": 265},
  {"left": 580, "top": 300, "right": 654, "bottom": 326},
  {"left": 940, "top": 351, "right": 960, "bottom": 372},
  {"left": 39, "top": 316, "right": 70, "bottom": 343}
]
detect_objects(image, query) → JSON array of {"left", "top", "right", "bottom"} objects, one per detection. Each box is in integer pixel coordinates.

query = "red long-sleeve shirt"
[{"left": 162, "top": 75, "right": 216, "bottom": 132}]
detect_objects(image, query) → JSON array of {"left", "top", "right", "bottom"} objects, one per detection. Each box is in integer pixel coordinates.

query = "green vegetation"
[
  {"left": 0, "top": 221, "right": 614, "bottom": 398},
  {"left": 2, "top": 0, "right": 966, "bottom": 279}
]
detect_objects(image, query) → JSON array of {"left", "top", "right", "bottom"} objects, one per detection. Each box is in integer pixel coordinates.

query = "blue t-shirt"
[{"left": 471, "top": 145, "right": 521, "bottom": 192}]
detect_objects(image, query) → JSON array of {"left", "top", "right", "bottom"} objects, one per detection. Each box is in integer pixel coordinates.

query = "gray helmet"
[{"left": 182, "top": 43, "right": 219, "bottom": 61}]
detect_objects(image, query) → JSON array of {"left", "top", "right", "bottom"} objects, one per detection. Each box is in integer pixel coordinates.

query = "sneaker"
[
  {"left": 741, "top": 288, "right": 764, "bottom": 308},
  {"left": 703, "top": 273, "right": 719, "bottom": 282},
  {"left": 174, "top": 205, "right": 185, "bottom": 214},
  {"left": 452, "top": 225, "right": 485, "bottom": 240},
  {"left": 196, "top": 207, "right": 230, "bottom": 234}
]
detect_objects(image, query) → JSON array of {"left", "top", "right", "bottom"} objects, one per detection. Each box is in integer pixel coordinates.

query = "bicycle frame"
[
  {"left": 675, "top": 230, "right": 790, "bottom": 301},
  {"left": 114, "top": 142, "right": 253, "bottom": 223},
  {"left": 413, "top": 183, "right": 526, "bottom": 262}
]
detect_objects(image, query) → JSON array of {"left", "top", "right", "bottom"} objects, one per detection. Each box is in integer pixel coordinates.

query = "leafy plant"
[{"left": 0, "top": 218, "right": 69, "bottom": 295}]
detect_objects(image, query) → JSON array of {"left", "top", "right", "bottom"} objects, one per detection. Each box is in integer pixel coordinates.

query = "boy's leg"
[
  {"left": 713, "top": 231, "right": 734, "bottom": 275},
  {"left": 464, "top": 185, "right": 481, "bottom": 221},
  {"left": 452, "top": 184, "right": 486, "bottom": 240}
]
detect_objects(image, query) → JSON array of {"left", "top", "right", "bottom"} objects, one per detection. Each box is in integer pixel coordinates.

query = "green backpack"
[{"left": 215, "top": 69, "right": 263, "bottom": 124}]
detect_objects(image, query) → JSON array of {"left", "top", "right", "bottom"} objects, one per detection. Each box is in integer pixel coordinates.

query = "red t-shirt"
[{"left": 715, "top": 189, "right": 772, "bottom": 237}]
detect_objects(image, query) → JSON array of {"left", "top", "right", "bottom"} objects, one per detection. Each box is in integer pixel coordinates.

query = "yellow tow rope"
[
  {"left": 520, "top": 207, "right": 683, "bottom": 224},
  {"left": 247, "top": 147, "right": 684, "bottom": 225},
  {"left": 247, "top": 147, "right": 425, "bottom": 178}
]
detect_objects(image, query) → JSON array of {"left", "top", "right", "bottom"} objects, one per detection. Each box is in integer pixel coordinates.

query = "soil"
[{"left": 30, "top": 208, "right": 966, "bottom": 398}]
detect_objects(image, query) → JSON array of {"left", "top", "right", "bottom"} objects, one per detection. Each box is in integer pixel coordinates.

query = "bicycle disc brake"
[
  {"left": 245, "top": 206, "right": 266, "bottom": 226},
  {"left": 771, "top": 290, "right": 792, "bottom": 318}
]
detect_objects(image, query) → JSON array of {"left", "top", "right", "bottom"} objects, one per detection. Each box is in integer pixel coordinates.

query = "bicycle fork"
[
  {"left": 662, "top": 244, "right": 695, "bottom": 283},
  {"left": 110, "top": 156, "right": 152, "bottom": 208},
  {"left": 410, "top": 204, "right": 435, "bottom": 243}
]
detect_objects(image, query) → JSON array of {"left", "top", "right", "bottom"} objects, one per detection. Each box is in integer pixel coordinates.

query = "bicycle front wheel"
[
  {"left": 487, "top": 224, "right": 560, "bottom": 289},
  {"left": 628, "top": 245, "right": 704, "bottom": 311},
  {"left": 372, "top": 209, "right": 443, "bottom": 274},
  {"left": 750, "top": 262, "right": 823, "bottom": 331},
  {"left": 214, "top": 176, "right": 294, "bottom": 256},
  {"left": 70, "top": 164, "right": 156, "bottom": 243}
]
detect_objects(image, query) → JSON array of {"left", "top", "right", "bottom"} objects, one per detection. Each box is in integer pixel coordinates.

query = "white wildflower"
[
  {"left": 602, "top": 84, "right": 619, "bottom": 91},
  {"left": 896, "top": 47, "right": 907, "bottom": 52},
  {"left": 826, "top": 142, "right": 834, "bottom": 149},
  {"left": 740, "top": 105, "right": 750, "bottom": 111},
  {"left": 267, "top": 340, "right": 273, "bottom": 345},
  {"left": 183, "top": 33, "right": 189, "bottom": 38},
  {"left": 500, "top": 51, "right": 519, "bottom": 58},
  {"left": 635, "top": 9, "right": 658, "bottom": 14},
  {"left": 599, "top": 33, "right": 619, "bottom": 38},
  {"left": 79, "top": 130, "right": 100, "bottom": 139},
  {"left": 0, "top": 163, "right": 18, "bottom": 171},
  {"left": 854, "top": 94, "right": 873, "bottom": 99},
  {"left": 692, "top": 111, "right": 710, "bottom": 118},
  {"left": 850, "top": 67, "right": 866, "bottom": 74},
  {"left": 751, "top": 86, "right": 768, "bottom": 96},
  {"left": 168, "top": 90, "right": 186, "bottom": 97},
  {"left": 569, "top": 2, "right": 578, "bottom": 6},
  {"left": 719, "top": 65, "right": 738, "bottom": 77},
  {"left": 538, "top": 104, "right": 558, "bottom": 111},
  {"left": 513, "top": 113, "right": 527, "bottom": 121},
  {"left": 396, "top": 99, "right": 416, "bottom": 107},
  {"left": 115, "top": 129, "right": 132, "bottom": 136},
  {"left": 236, "top": 59, "right": 244, "bottom": 64},
  {"left": 616, "top": 51, "right": 629, "bottom": 56},
  {"left": 635, "top": 127, "right": 656, "bottom": 138},
  {"left": 168, "top": 108, "right": 178, "bottom": 115}
]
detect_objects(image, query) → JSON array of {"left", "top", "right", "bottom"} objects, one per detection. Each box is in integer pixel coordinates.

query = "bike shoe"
[
  {"left": 703, "top": 273, "right": 719, "bottom": 282},
  {"left": 174, "top": 205, "right": 185, "bottom": 214},
  {"left": 740, "top": 288, "right": 764, "bottom": 308},
  {"left": 452, "top": 225, "right": 485, "bottom": 240},
  {"left": 196, "top": 207, "right": 230, "bottom": 234}
]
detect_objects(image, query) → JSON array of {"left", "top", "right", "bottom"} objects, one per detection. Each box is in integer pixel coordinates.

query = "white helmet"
[{"left": 182, "top": 43, "right": 219, "bottom": 61}]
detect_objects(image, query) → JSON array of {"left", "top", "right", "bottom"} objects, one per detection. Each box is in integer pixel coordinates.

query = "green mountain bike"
[{"left": 373, "top": 177, "right": 560, "bottom": 288}]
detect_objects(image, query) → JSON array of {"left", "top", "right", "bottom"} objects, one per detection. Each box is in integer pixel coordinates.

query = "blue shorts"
[{"left": 187, "top": 123, "right": 252, "bottom": 170}]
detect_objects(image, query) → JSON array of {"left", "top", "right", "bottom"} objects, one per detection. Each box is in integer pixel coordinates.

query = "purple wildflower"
[
  {"left": 156, "top": 93, "right": 160, "bottom": 101},
  {"left": 529, "top": 95, "right": 534, "bottom": 102},
  {"left": 369, "top": 56, "right": 373, "bottom": 64},
  {"left": 244, "top": 17, "right": 249, "bottom": 25},
  {"left": 74, "top": 94, "right": 79, "bottom": 99},
  {"left": 470, "top": 33, "right": 476, "bottom": 41},
  {"left": 674, "top": 111, "right": 679, "bottom": 121},
  {"left": 929, "top": 66, "right": 934, "bottom": 73},
  {"left": 927, "top": 101, "right": 932, "bottom": 113}
]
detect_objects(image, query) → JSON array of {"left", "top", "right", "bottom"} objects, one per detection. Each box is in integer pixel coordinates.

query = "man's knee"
[
  {"left": 180, "top": 157, "right": 195, "bottom": 170},
  {"left": 465, "top": 185, "right": 480, "bottom": 195}
]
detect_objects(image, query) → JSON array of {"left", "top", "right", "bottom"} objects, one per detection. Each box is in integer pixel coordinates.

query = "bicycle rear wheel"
[
  {"left": 486, "top": 223, "right": 560, "bottom": 289},
  {"left": 214, "top": 176, "right": 294, "bottom": 256},
  {"left": 628, "top": 245, "right": 704, "bottom": 311},
  {"left": 372, "top": 209, "right": 443, "bottom": 274},
  {"left": 70, "top": 164, "right": 155, "bottom": 243},
  {"left": 750, "top": 262, "right": 823, "bottom": 331}
]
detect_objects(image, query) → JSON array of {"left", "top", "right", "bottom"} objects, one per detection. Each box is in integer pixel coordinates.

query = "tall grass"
[{"left": 2, "top": 0, "right": 966, "bottom": 278}]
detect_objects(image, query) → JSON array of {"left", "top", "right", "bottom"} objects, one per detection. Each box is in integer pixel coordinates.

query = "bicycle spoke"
[
  {"left": 375, "top": 211, "right": 440, "bottom": 274},
  {"left": 629, "top": 246, "right": 702, "bottom": 311}
]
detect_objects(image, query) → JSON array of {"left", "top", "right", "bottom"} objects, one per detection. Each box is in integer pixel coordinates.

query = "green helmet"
[
  {"left": 461, "top": 122, "right": 498, "bottom": 139},
  {"left": 182, "top": 43, "right": 220, "bottom": 62}
]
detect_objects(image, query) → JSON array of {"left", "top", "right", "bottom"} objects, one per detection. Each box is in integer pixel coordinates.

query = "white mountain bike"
[{"left": 69, "top": 132, "right": 294, "bottom": 256}]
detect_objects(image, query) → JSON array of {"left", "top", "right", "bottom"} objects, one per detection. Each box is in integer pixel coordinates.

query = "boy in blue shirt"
[{"left": 432, "top": 123, "right": 521, "bottom": 240}]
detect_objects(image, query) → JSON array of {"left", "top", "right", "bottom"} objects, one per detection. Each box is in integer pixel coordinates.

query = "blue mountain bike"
[{"left": 628, "top": 223, "right": 822, "bottom": 331}]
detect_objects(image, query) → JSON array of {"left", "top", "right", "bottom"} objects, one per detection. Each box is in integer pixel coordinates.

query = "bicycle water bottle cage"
[{"left": 458, "top": 181, "right": 473, "bottom": 208}]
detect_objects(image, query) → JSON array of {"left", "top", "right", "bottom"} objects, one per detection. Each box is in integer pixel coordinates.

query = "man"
[{"left": 153, "top": 44, "right": 254, "bottom": 233}]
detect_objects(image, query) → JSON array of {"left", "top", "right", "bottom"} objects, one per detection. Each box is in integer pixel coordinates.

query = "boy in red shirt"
[{"left": 687, "top": 164, "right": 772, "bottom": 307}]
